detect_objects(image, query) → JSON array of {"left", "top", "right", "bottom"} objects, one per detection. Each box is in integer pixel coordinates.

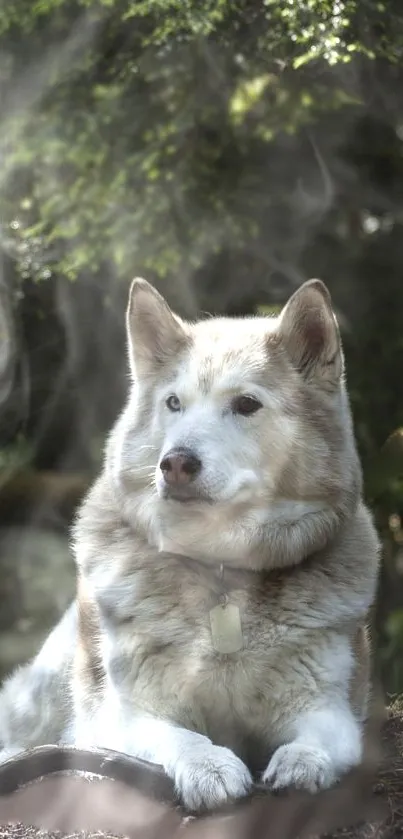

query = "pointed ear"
[
  {"left": 126, "top": 278, "right": 190, "bottom": 376},
  {"left": 277, "top": 279, "right": 342, "bottom": 388}
]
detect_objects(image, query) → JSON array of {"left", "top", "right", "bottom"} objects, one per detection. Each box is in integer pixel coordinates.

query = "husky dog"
[{"left": 0, "top": 278, "right": 380, "bottom": 810}]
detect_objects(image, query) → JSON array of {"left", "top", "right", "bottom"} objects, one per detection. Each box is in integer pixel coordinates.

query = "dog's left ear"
[
  {"left": 126, "top": 278, "right": 190, "bottom": 377},
  {"left": 277, "top": 279, "right": 342, "bottom": 389}
]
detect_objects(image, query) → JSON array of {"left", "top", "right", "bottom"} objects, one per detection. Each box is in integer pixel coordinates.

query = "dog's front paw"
[
  {"left": 174, "top": 743, "right": 253, "bottom": 811},
  {"left": 262, "top": 743, "right": 336, "bottom": 793}
]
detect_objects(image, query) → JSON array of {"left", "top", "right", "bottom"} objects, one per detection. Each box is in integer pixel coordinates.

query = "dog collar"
[{"left": 165, "top": 552, "right": 264, "bottom": 599}]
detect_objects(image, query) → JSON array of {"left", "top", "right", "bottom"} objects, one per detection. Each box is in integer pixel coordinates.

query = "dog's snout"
[{"left": 160, "top": 448, "right": 202, "bottom": 486}]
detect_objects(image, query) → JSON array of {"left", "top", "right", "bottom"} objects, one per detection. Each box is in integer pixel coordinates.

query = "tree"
[{"left": 1, "top": 0, "right": 402, "bottom": 297}]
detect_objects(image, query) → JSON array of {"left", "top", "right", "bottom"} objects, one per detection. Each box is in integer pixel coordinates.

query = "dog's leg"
[
  {"left": 74, "top": 698, "right": 252, "bottom": 810},
  {"left": 131, "top": 716, "right": 253, "bottom": 810},
  {"left": 262, "top": 700, "right": 362, "bottom": 792}
]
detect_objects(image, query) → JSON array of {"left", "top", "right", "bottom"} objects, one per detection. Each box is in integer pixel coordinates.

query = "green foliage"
[
  {"left": 0, "top": 435, "right": 34, "bottom": 474},
  {"left": 383, "top": 608, "right": 403, "bottom": 695},
  {"left": 1, "top": 0, "right": 403, "bottom": 283}
]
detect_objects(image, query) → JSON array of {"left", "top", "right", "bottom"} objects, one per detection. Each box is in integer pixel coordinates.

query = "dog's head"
[{"left": 109, "top": 278, "right": 361, "bottom": 567}]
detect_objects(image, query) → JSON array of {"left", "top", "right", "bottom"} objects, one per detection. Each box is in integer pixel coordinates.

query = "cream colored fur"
[{"left": 0, "top": 279, "right": 380, "bottom": 811}]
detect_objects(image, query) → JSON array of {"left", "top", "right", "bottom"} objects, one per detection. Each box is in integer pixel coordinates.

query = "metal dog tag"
[{"left": 209, "top": 603, "right": 243, "bottom": 653}]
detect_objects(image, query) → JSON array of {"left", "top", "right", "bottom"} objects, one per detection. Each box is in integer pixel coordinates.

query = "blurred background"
[{"left": 0, "top": 0, "right": 402, "bottom": 697}]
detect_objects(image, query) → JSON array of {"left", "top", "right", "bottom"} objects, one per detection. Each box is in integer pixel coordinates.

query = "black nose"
[{"left": 160, "top": 448, "right": 202, "bottom": 486}]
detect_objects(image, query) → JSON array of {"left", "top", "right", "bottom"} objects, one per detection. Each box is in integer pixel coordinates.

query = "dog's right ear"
[{"left": 126, "top": 278, "right": 190, "bottom": 377}]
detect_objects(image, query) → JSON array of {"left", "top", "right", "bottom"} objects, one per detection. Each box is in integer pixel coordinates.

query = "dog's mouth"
[{"left": 159, "top": 486, "right": 213, "bottom": 504}]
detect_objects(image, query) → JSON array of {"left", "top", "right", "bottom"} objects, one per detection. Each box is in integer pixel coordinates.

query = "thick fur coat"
[{"left": 0, "top": 279, "right": 380, "bottom": 810}]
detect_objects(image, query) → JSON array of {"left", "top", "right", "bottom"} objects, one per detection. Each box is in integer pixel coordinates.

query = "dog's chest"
[{"left": 107, "top": 578, "right": 315, "bottom": 730}]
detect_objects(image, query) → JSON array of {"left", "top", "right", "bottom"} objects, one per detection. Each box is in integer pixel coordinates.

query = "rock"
[{"left": 0, "top": 527, "right": 75, "bottom": 678}]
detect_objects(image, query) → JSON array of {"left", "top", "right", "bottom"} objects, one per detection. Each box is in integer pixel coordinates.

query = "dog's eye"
[
  {"left": 232, "top": 395, "right": 263, "bottom": 416},
  {"left": 166, "top": 394, "right": 181, "bottom": 412}
]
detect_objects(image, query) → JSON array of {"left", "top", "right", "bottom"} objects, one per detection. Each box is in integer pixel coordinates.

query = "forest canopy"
[{"left": 0, "top": 0, "right": 402, "bottom": 288}]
